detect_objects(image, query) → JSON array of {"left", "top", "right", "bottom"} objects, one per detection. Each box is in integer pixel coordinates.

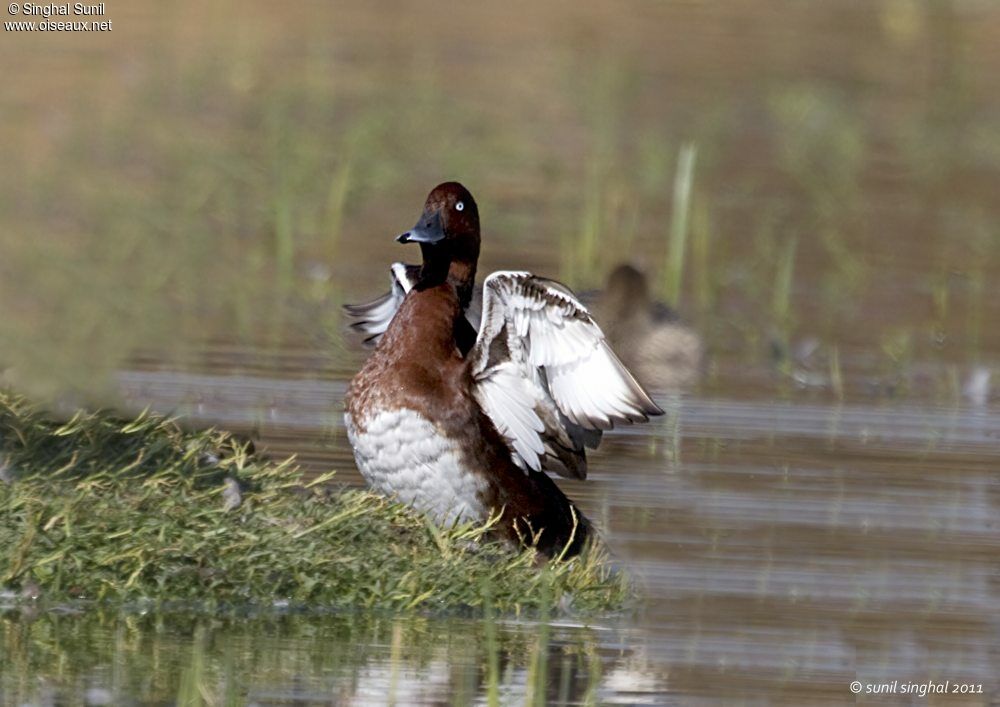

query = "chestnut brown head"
[{"left": 397, "top": 182, "right": 480, "bottom": 265}]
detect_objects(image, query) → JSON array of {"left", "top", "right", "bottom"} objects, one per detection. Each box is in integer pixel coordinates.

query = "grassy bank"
[{"left": 0, "top": 393, "right": 628, "bottom": 613}]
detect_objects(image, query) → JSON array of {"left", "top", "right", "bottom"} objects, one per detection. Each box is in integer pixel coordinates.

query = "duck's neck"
[
  {"left": 417, "top": 245, "right": 477, "bottom": 311},
  {"left": 411, "top": 249, "right": 478, "bottom": 355},
  {"left": 448, "top": 260, "right": 477, "bottom": 311}
]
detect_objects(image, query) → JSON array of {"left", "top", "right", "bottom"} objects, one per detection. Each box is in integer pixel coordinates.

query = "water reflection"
[{"left": 0, "top": 610, "right": 665, "bottom": 705}]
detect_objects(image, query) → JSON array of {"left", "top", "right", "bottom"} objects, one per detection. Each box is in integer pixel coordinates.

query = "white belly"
[{"left": 344, "top": 408, "right": 488, "bottom": 526}]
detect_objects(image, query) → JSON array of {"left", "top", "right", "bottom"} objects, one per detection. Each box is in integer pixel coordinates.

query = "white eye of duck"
[{"left": 455, "top": 201, "right": 465, "bottom": 211}]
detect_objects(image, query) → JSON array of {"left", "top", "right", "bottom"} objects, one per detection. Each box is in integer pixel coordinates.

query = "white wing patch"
[
  {"left": 470, "top": 271, "right": 662, "bottom": 477},
  {"left": 475, "top": 361, "right": 546, "bottom": 471}
]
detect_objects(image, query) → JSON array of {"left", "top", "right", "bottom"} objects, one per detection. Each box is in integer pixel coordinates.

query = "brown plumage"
[{"left": 345, "top": 182, "right": 661, "bottom": 558}]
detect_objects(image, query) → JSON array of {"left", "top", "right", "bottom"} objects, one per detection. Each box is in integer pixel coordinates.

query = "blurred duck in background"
[{"left": 591, "top": 264, "right": 702, "bottom": 391}]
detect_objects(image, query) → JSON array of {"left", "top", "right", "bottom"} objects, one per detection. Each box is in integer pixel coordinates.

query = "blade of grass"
[{"left": 665, "top": 142, "right": 697, "bottom": 305}]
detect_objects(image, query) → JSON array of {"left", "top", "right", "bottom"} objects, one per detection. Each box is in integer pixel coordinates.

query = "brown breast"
[{"left": 346, "top": 284, "right": 471, "bottom": 432}]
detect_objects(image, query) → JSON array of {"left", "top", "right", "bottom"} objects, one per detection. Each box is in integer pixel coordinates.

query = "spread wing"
[
  {"left": 469, "top": 271, "right": 663, "bottom": 479},
  {"left": 344, "top": 263, "right": 482, "bottom": 348}
]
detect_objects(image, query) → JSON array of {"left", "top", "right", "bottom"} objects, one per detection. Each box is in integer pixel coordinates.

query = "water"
[
  {"left": 5, "top": 367, "right": 996, "bottom": 704},
  {"left": 1, "top": 611, "right": 654, "bottom": 705},
  {"left": 4, "top": 0, "right": 1000, "bottom": 703}
]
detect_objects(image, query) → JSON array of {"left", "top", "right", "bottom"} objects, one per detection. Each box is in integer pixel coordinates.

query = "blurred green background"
[{"left": 2, "top": 0, "right": 998, "bottom": 401}]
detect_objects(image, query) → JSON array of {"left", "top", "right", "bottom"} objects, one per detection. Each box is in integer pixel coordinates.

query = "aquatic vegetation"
[
  {"left": 664, "top": 142, "right": 697, "bottom": 307},
  {"left": 770, "top": 234, "right": 799, "bottom": 367},
  {"left": 0, "top": 393, "right": 629, "bottom": 613}
]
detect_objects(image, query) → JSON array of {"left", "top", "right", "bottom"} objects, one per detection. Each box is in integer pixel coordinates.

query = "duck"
[
  {"left": 591, "top": 264, "right": 702, "bottom": 390},
  {"left": 343, "top": 182, "right": 662, "bottom": 558}
]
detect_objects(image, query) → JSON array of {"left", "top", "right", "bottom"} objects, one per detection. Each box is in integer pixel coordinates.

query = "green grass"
[
  {"left": 770, "top": 234, "right": 799, "bottom": 369},
  {"left": 664, "top": 142, "right": 697, "bottom": 307},
  {"left": 0, "top": 393, "right": 629, "bottom": 613}
]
